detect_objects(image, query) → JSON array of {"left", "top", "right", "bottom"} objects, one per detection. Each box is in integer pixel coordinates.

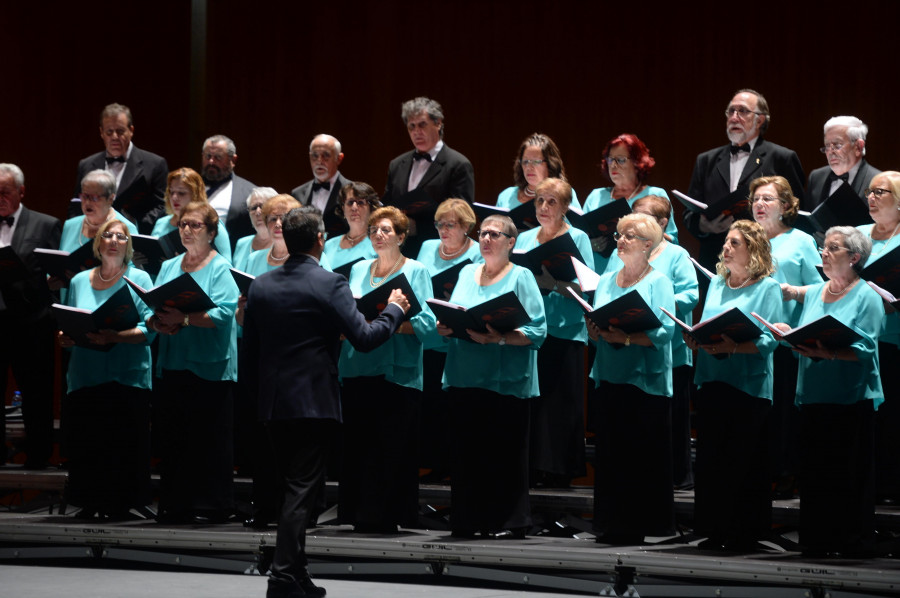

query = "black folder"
[
  {"left": 124, "top": 273, "right": 215, "bottom": 314},
  {"left": 355, "top": 272, "right": 422, "bottom": 321},
  {"left": 52, "top": 285, "right": 141, "bottom": 351},
  {"left": 427, "top": 291, "right": 530, "bottom": 341}
]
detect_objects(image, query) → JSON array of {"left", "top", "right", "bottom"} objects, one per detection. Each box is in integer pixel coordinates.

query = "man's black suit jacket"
[
  {"left": 383, "top": 144, "right": 474, "bottom": 254},
  {"left": 0, "top": 206, "right": 61, "bottom": 323},
  {"left": 683, "top": 137, "right": 805, "bottom": 269},
  {"left": 72, "top": 145, "right": 168, "bottom": 234},
  {"left": 805, "top": 159, "right": 881, "bottom": 212},
  {"left": 241, "top": 254, "right": 404, "bottom": 423},
  {"left": 221, "top": 174, "right": 258, "bottom": 249},
  {"left": 291, "top": 173, "right": 351, "bottom": 237}
]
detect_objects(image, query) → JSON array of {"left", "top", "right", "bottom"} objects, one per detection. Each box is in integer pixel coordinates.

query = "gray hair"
[
  {"left": 245, "top": 186, "right": 278, "bottom": 209},
  {"left": 81, "top": 169, "right": 117, "bottom": 197},
  {"left": 203, "top": 134, "right": 237, "bottom": 156},
  {"left": 824, "top": 116, "right": 868, "bottom": 156},
  {"left": 481, "top": 215, "right": 518, "bottom": 239},
  {"left": 826, "top": 226, "right": 872, "bottom": 273},
  {"left": 401, "top": 97, "right": 445, "bottom": 137},
  {"left": 0, "top": 163, "right": 24, "bottom": 187},
  {"left": 309, "top": 134, "right": 342, "bottom": 155},
  {"left": 100, "top": 103, "right": 133, "bottom": 127}
]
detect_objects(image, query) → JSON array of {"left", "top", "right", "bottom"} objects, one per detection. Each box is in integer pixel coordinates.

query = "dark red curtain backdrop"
[{"left": 3, "top": 0, "right": 899, "bottom": 262}]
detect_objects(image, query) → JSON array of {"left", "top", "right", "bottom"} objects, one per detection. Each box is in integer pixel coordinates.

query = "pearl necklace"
[
  {"left": 440, "top": 238, "right": 469, "bottom": 259},
  {"left": 343, "top": 231, "right": 366, "bottom": 247},
  {"left": 869, "top": 220, "right": 900, "bottom": 254},
  {"left": 619, "top": 263, "right": 651, "bottom": 288},
  {"left": 726, "top": 274, "right": 753, "bottom": 290},
  {"left": 523, "top": 186, "right": 536, "bottom": 198},
  {"left": 97, "top": 264, "right": 125, "bottom": 283},
  {"left": 269, "top": 249, "right": 289, "bottom": 262},
  {"left": 826, "top": 278, "right": 856, "bottom": 296},
  {"left": 369, "top": 255, "right": 404, "bottom": 288}
]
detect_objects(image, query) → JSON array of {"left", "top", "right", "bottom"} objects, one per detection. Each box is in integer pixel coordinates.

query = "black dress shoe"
[
  {"left": 244, "top": 516, "right": 272, "bottom": 530},
  {"left": 296, "top": 575, "right": 326, "bottom": 597},
  {"left": 488, "top": 528, "right": 527, "bottom": 540},
  {"left": 697, "top": 537, "right": 727, "bottom": 551},
  {"left": 450, "top": 528, "right": 477, "bottom": 539}
]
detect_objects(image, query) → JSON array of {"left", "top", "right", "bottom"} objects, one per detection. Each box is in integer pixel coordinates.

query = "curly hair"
[{"left": 715, "top": 219, "right": 775, "bottom": 280}]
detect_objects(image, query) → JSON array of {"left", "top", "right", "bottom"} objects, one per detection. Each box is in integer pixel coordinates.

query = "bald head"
[{"left": 309, "top": 134, "right": 343, "bottom": 182}]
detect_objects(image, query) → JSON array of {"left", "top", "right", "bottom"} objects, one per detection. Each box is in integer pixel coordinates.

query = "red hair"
[{"left": 599, "top": 133, "right": 656, "bottom": 184}]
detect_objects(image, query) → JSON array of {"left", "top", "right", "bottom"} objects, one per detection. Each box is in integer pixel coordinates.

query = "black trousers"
[
  {"left": 267, "top": 418, "right": 335, "bottom": 594},
  {"left": 449, "top": 387, "right": 531, "bottom": 533},
  {"left": 592, "top": 381, "right": 673, "bottom": 537},
  {"left": 694, "top": 381, "right": 771, "bottom": 543},
  {"left": 800, "top": 400, "right": 875, "bottom": 553},
  {"left": 0, "top": 312, "right": 56, "bottom": 464}
]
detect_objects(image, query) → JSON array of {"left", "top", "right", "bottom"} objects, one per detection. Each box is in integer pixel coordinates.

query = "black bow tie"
[
  {"left": 730, "top": 144, "right": 751, "bottom": 155},
  {"left": 312, "top": 181, "right": 331, "bottom": 192},
  {"left": 1, "top": 216, "right": 14, "bottom": 227},
  {"left": 105, "top": 155, "right": 126, "bottom": 164},
  {"left": 828, "top": 171, "right": 850, "bottom": 183},
  {"left": 413, "top": 152, "right": 433, "bottom": 162}
]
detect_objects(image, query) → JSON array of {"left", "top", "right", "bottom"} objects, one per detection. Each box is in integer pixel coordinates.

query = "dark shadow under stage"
[{"left": 2, "top": 468, "right": 900, "bottom": 597}]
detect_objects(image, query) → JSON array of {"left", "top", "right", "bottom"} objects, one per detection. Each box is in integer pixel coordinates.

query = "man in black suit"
[
  {"left": 0, "top": 164, "right": 62, "bottom": 468},
  {"left": 241, "top": 207, "right": 409, "bottom": 598},
  {"left": 805, "top": 116, "right": 881, "bottom": 212},
  {"left": 290, "top": 134, "right": 350, "bottom": 237},
  {"left": 383, "top": 96, "right": 474, "bottom": 257},
  {"left": 684, "top": 89, "right": 805, "bottom": 270},
  {"left": 201, "top": 134, "right": 258, "bottom": 249},
  {"left": 71, "top": 103, "right": 168, "bottom": 234}
]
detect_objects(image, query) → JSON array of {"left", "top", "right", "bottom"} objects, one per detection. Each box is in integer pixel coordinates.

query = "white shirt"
[
  {"left": 0, "top": 203, "right": 23, "bottom": 248},
  {"left": 729, "top": 137, "right": 758, "bottom": 193},
  {"left": 208, "top": 177, "right": 235, "bottom": 220},
  {"left": 105, "top": 142, "right": 134, "bottom": 190},
  {"left": 408, "top": 140, "right": 443, "bottom": 192},
  {"left": 311, "top": 172, "right": 341, "bottom": 214},
  {"left": 828, "top": 161, "right": 862, "bottom": 197}
]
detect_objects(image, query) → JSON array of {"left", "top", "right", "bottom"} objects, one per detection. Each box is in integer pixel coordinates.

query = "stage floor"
[{"left": 2, "top": 468, "right": 900, "bottom": 596}]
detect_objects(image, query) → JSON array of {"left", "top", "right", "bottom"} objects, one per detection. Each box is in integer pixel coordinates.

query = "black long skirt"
[
  {"left": 530, "top": 336, "right": 586, "bottom": 482},
  {"left": 693, "top": 381, "right": 771, "bottom": 544},
  {"left": 156, "top": 370, "right": 235, "bottom": 519},
  {"left": 875, "top": 342, "right": 900, "bottom": 501},
  {"left": 800, "top": 400, "right": 875, "bottom": 554},
  {"left": 449, "top": 387, "right": 531, "bottom": 534},
  {"left": 592, "top": 381, "right": 673, "bottom": 538},
  {"left": 339, "top": 376, "right": 420, "bottom": 530},
  {"left": 63, "top": 382, "right": 151, "bottom": 515}
]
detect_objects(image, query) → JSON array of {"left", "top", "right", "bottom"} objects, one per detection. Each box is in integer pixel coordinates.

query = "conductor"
[{"left": 240, "top": 206, "right": 410, "bottom": 598}]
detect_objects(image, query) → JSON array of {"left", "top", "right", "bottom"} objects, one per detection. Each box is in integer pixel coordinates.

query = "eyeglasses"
[
  {"left": 751, "top": 195, "right": 780, "bottom": 204},
  {"left": 477, "top": 229, "right": 512, "bottom": 241},
  {"left": 100, "top": 232, "right": 128, "bottom": 241},
  {"left": 613, "top": 231, "right": 649, "bottom": 242},
  {"left": 819, "top": 244, "right": 848, "bottom": 255},
  {"left": 344, "top": 198, "right": 368, "bottom": 208},
  {"left": 267, "top": 215, "right": 285, "bottom": 225},
  {"left": 520, "top": 159, "right": 545, "bottom": 168},
  {"left": 309, "top": 151, "right": 334, "bottom": 161},
  {"left": 605, "top": 156, "right": 629, "bottom": 166},
  {"left": 368, "top": 226, "right": 394, "bottom": 237},
  {"left": 724, "top": 107, "right": 761, "bottom": 119},
  {"left": 819, "top": 142, "right": 847, "bottom": 154},
  {"left": 866, "top": 187, "right": 893, "bottom": 198},
  {"left": 80, "top": 193, "right": 108, "bottom": 203},
  {"left": 248, "top": 203, "right": 264, "bottom": 212},
  {"left": 434, "top": 221, "right": 458, "bottom": 230},
  {"left": 178, "top": 220, "right": 205, "bottom": 231}
]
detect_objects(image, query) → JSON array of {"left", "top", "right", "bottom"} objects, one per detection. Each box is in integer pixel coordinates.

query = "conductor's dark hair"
[{"left": 283, "top": 206, "right": 325, "bottom": 255}]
